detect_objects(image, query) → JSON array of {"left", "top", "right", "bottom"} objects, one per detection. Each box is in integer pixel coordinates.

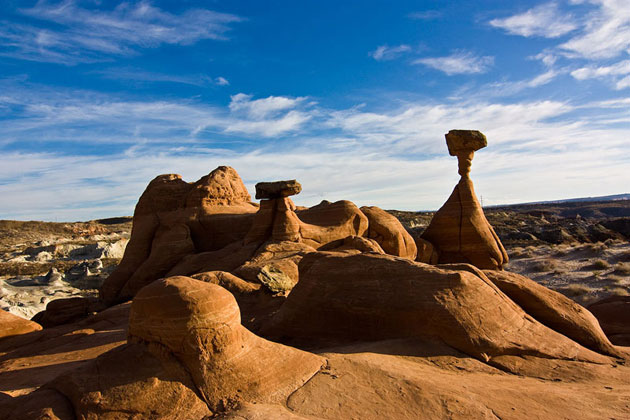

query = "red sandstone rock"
[
  {"left": 360, "top": 206, "right": 417, "bottom": 259},
  {"left": 414, "top": 236, "right": 439, "bottom": 264},
  {"left": 0, "top": 309, "right": 41, "bottom": 339},
  {"left": 267, "top": 252, "right": 610, "bottom": 367},
  {"left": 51, "top": 342, "right": 211, "bottom": 419},
  {"left": 255, "top": 180, "right": 302, "bottom": 199},
  {"left": 474, "top": 267, "right": 622, "bottom": 358},
  {"left": 128, "top": 276, "right": 324, "bottom": 411},
  {"left": 588, "top": 296, "right": 630, "bottom": 346},
  {"left": 421, "top": 130, "right": 508, "bottom": 270},
  {"left": 422, "top": 177, "right": 508, "bottom": 269}
]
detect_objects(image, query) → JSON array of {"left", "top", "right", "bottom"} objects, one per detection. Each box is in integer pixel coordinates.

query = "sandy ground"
[{"left": 506, "top": 240, "right": 630, "bottom": 306}]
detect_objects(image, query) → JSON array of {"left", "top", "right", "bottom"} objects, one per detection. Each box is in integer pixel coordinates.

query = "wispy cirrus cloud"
[
  {"left": 95, "top": 67, "right": 230, "bottom": 87},
  {"left": 0, "top": 81, "right": 314, "bottom": 144},
  {"left": 571, "top": 60, "right": 630, "bottom": 89},
  {"left": 489, "top": 2, "right": 577, "bottom": 38},
  {"left": 0, "top": 0, "right": 242, "bottom": 64},
  {"left": 413, "top": 51, "right": 494, "bottom": 75},
  {"left": 407, "top": 10, "right": 442, "bottom": 20},
  {"left": 369, "top": 44, "right": 412, "bottom": 61}
]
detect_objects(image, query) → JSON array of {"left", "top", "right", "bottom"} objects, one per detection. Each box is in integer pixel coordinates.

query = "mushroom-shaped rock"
[
  {"left": 446, "top": 129, "right": 487, "bottom": 178},
  {"left": 255, "top": 180, "right": 302, "bottom": 199},
  {"left": 128, "top": 276, "right": 324, "bottom": 411},
  {"left": 421, "top": 130, "right": 508, "bottom": 270}
]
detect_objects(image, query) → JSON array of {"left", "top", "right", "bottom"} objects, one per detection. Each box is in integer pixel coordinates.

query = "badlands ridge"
[{"left": 0, "top": 130, "right": 629, "bottom": 419}]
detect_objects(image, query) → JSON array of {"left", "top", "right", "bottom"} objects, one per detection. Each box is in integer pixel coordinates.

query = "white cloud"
[
  {"left": 229, "top": 93, "right": 308, "bottom": 119},
  {"left": 0, "top": 0, "right": 242, "bottom": 64},
  {"left": 571, "top": 60, "right": 630, "bottom": 89},
  {"left": 215, "top": 77, "right": 230, "bottom": 86},
  {"left": 571, "top": 60, "right": 630, "bottom": 79},
  {"left": 413, "top": 51, "right": 494, "bottom": 75},
  {"left": 490, "top": 3, "right": 577, "bottom": 38},
  {"left": 560, "top": 0, "right": 630, "bottom": 59},
  {"left": 370, "top": 44, "right": 412, "bottom": 61},
  {"left": 616, "top": 75, "right": 630, "bottom": 89}
]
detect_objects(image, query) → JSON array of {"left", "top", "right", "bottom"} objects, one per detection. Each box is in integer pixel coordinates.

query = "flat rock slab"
[
  {"left": 256, "top": 180, "right": 302, "bottom": 199},
  {"left": 446, "top": 130, "right": 487, "bottom": 155}
]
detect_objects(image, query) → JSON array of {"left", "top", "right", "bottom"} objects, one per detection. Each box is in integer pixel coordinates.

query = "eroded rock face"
[{"left": 100, "top": 167, "right": 258, "bottom": 304}]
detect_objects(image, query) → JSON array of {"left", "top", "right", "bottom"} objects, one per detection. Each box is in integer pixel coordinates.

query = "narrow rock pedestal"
[{"left": 422, "top": 130, "right": 508, "bottom": 270}]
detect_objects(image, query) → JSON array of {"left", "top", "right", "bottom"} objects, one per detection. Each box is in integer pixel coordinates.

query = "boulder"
[
  {"left": 414, "top": 237, "right": 439, "bottom": 264},
  {"left": 100, "top": 167, "right": 259, "bottom": 304},
  {"left": 0, "top": 309, "right": 41, "bottom": 339},
  {"left": 360, "top": 206, "right": 417, "bottom": 260},
  {"left": 128, "top": 276, "right": 325, "bottom": 411},
  {"left": 255, "top": 180, "right": 302, "bottom": 199},
  {"left": 33, "top": 296, "right": 105, "bottom": 328}
]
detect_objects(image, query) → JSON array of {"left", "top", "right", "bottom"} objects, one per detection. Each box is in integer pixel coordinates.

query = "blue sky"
[{"left": 1, "top": 0, "right": 629, "bottom": 221}]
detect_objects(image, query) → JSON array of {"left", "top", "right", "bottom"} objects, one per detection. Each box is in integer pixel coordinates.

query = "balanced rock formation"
[{"left": 422, "top": 130, "right": 508, "bottom": 270}]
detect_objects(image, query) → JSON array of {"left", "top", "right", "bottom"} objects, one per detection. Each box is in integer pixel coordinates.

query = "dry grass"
[
  {"left": 585, "top": 242, "right": 607, "bottom": 255},
  {"left": 590, "top": 259, "right": 611, "bottom": 270},
  {"left": 607, "top": 275, "right": 628, "bottom": 285},
  {"left": 563, "top": 283, "right": 594, "bottom": 297},
  {"left": 613, "top": 262, "right": 630, "bottom": 275},
  {"left": 604, "top": 286, "right": 630, "bottom": 296},
  {"left": 531, "top": 259, "right": 558, "bottom": 272}
]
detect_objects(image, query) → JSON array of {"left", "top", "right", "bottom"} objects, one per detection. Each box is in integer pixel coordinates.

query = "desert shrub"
[
  {"left": 614, "top": 262, "right": 630, "bottom": 275},
  {"left": 605, "top": 287, "right": 629, "bottom": 296},
  {"left": 531, "top": 259, "right": 557, "bottom": 272},
  {"left": 585, "top": 242, "right": 606, "bottom": 255},
  {"left": 591, "top": 259, "right": 611, "bottom": 270},
  {"left": 607, "top": 275, "right": 627, "bottom": 285},
  {"left": 563, "top": 283, "right": 593, "bottom": 297}
]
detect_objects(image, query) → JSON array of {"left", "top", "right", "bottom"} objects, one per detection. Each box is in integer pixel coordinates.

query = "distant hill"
[{"left": 512, "top": 193, "right": 630, "bottom": 206}]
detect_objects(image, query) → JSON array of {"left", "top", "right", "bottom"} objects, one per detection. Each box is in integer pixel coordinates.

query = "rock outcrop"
[
  {"left": 266, "top": 252, "right": 612, "bottom": 370},
  {"left": 422, "top": 130, "right": 508, "bottom": 270}
]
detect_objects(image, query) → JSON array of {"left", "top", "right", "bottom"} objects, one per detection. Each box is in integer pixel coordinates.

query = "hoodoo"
[{"left": 422, "top": 130, "right": 509, "bottom": 270}]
